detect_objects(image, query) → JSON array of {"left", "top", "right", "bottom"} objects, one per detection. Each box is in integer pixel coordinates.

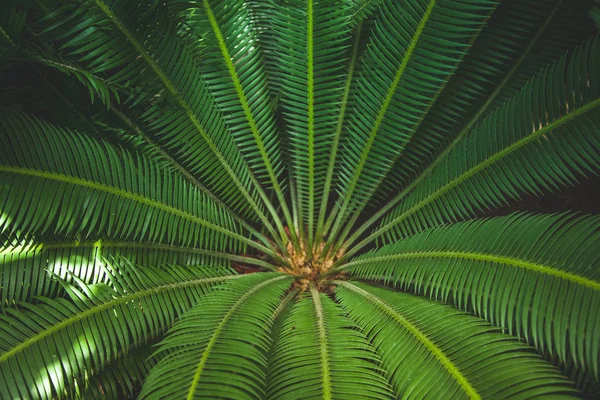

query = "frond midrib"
[
  {"left": 346, "top": 96, "right": 600, "bottom": 258},
  {"left": 186, "top": 274, "right": 289, "bottom": 399},
  {"left": 0, "top": 165, "right": 280, "bottom": 258},
  {"left": 340, "top": 251, "right": 600, "bottom": 290},
  {"left": 1, "top": 240, "right": 275, "bottom": 270},
  {"left": 326, "top": 0, "right": 437, "bottom": 246},
  {"left": 310, "top": 284, "right": 332, "bottom": 400},
  {"left": 202, "top": 0, "right": 295, "bottom": 248},
  {"left": 340, "top": 0, "right": 567, "bottom": 253},
  {"left": 337, "top": 281, "right": 481, "bottom": 399},
  {"left": 93, "top": 0, "right": 279, "bottom": 242},
  {"left": 0, "top": 274, "right": 242, "bottom": 363}
]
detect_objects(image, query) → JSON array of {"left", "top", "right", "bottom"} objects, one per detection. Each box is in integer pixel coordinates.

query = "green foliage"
[{"left": 0, "top": 0, "right": 599, "bottom": 398}]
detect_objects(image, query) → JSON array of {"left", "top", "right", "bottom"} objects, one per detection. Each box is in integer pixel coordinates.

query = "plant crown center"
[{"left": 278, "top": 237, "right": 344, "bottom": 292}]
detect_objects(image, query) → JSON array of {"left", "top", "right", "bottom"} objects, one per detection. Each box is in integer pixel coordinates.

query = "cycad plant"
[{"left": 1, "top": 0, "right": 599, "bottom": 398}]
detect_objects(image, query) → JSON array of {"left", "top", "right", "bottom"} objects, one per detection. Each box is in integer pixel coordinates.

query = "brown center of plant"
[{"left": 277, "top": 238, "right": 346, "bottom": 293}]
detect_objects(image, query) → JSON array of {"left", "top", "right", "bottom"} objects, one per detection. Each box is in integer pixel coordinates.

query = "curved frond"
[
  {"left": 0, "top": 237, "right": 231, "bottom": 308},
  {"left": 355, "top": 33, "right": 600, "bottom": 252},
  {"left": 0, "top": 113, "right": 272, "bottom": 256},
  {"left": 328, "top": 0, "right": 496, "bottom": 242},
  {"left": 377, "top": 0, "right": 598, "bottom": 204},
  {"left": 139, "top": 273, "right": 292, "bottom": 399},
  {"left": 266, "top": 285, "right": 393, "bottom": 400},
  {"left": 40, "top": 0, "right": 277, "bottom": 229},
  {"left": 340, "top": 213, "right": 600, "bottom": 378},
  {"left": 190, "top": 1, "right": 284, "bottom": 189},
  {"left": 336, "top": 281, "right": 579, "bottom": 399},
  {"left": 268, "top": 0, "right": 352, "bottom": 242},
  {"left": 0, "top": 259, "right": 235, "bottom": 398}
]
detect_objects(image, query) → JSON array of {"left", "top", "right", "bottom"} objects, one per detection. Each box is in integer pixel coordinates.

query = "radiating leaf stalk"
[
  {"left": 111, "top": 105, "right": 279, "bottom": 252},
  {"left": 337, "top": 251, "right": 600, "bottom": 290},
  {"left": 0, "top": 165, "right": 287, "bottom": 265},
  {"left": 306, "top": 0, "right": 315, "bottom": 256},
  {"left": 93, "top": 0, "right": 283, "bottom": 251},
  {"left": 30, "top": 240, "right": 276, "bottom": 271},
  {"left": 0, "top": 274, "right": 242, "bottom": 364},
  {"left": 315, "top": 21, "right": 363, "bottom": 251},
  {"left": 340, "top": 0, "right": 564, "bottom": 254},
  {"left": 202, "top": 0, "right": 297, "bottom": 252},
  {"left": 342, "top": 96, "right": 600, "bottom": 261},
  {"left": 310, "top": 284, "right": 332, "bottom": 400},
  {"left": 185, "top": 274, "right": 289, "bottom": 400},
  {"left": 335, "top": 281, "right": 481, "bottom": 399},
  {"left": 331, "top": 7, "right": 497, "bottom": 257},
  {"left": 323, "top": 0, "right": 436, "bottom": 257}
]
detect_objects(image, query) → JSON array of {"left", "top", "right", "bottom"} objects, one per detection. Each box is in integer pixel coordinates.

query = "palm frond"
[
  {"left": 339, "top": 213, "right": 600, "bottom": 378},
  {"left": 0, "top": 236, "right": 232, "bottom": 308},
  {"left": 267, "top": 0, "right": 352, "bottom": 245},
  {"left": 0, "top": 113, "right": 277, "bottom": 259},
  {"left": 0, "top": 259, "right": 235, "bottom": 398},
  {"left": 374, "top": 0, "right": 598, "bottom": 209},
  {"left": 350, "top": 32, "right": 600, "bottom": 253},
  {"left": 336, "top": 281, "right": 579, "bottom": 398},
  {"left": 184, "top": 0, "right": 296, "bottom": 246},
  {"left": 266, "top": 285, "right": 393, "bottom": 400},
  {"left": 185, "top": 1, "right": 284, "bottom": 187},
  {"left": 327, "top": 0, "right": 496, "bottom": 246},
  {"left": 139, "top": 273, "right": 292, "bottom": 399},
  {"left": 40, "top": 0, "right": 279, "bottom": 230}
]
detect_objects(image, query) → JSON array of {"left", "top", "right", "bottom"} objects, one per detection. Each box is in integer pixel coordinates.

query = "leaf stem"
[
  {"left": 342, "top": 97, "right": 600, "bottom": 260},
  {"left": 202, "top": 0, "right": 298, "bottom": 252},
  {"left": 315, "top": 22, "right": 363, "bottom": 250},
  {"left": 341, "top": 0, "right": 564, "bottom": 254},
  {"left": 323, "top": 0, "right": 436, "bottom": 256}
]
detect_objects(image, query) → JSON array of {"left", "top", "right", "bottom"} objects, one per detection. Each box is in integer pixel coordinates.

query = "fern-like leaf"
[{"left": 340, "top": 213, "right": 600, "bottom": 378}]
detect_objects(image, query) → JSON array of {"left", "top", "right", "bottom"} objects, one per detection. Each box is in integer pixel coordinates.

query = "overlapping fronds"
[
  {"left": 0, "top": 236, "right": 229, "bottom": 307},
  {"left": 340, "top": 213, "right": 600, "bottom": 378},
  {"left": 336, "top": 281, "right": 579, "bottom": 399},
  {"left": 268, "top": 0, "right": 351, "bottom": 241},
  {"left": 39, "top": 0, "right": 271, "bottom": 225},
  {"left": 376, "top": 0, "right": 598, "bottom": 205},
  {"left": 329, "top": 0, "right": 496, "bottom": 241},
  {"left": 0, "top": 259, "right": 236, "bottom": 398},
  {"left": 0, "top": 113, "right": 264, "bottom": 256},
  {"left": 1, "top": 0, "right": 599, "bottom": 398},
  {"left": 363, "top": 33, "right": 600, "bottom": 250},
  {"left": 139, "top": 273, "right": 292, "bottom": 399},
  {"left": 182, "top": 1, "right": 284, "bottom": 190},
  {"left": 266, "top": 285, "right": 393, "bottom": 399}
]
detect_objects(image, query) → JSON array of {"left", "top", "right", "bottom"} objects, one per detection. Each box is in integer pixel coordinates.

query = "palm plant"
[{"left": 1, "top": 0, "right": 599, "bottom": 398}]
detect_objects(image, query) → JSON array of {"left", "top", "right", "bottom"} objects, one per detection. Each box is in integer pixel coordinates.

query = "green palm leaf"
[
  {"left": 266, "top": 285, "right": 393, "bottom": 400},
  {"left": 375, "top": 0, "right": 598, "bottom": 207},
  {"left": 183, "top": 0, "right": 296, "bottom": 246},
  {"left": 349, "top": 32, "right": 600, "bottom": 254},
  {"left": 0, "top": 258, "right": 235, "bottom": 398},
  {"left": 0, "top": 113, "right": 271, "bottom": 257},
  {"left": 0, "top": 237, "right": 231, "bottom": 308},
  {"left": 40, "top": 0, "right": 280, "bottom": 231},
  {"left": 139, "top": 273, "right": 292, "bottom": 399},
  {"left": 339, "top": 213, "right": 600, "bottom": 378},
  {"left": 268, "top": 0, "right": 352, "bottom": 244},
  {"left": 327, "top": 0, "right": 496, "bottom": 245},
  {"left": 336, "top": 281, "right": 578, "bottom": 398}
]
